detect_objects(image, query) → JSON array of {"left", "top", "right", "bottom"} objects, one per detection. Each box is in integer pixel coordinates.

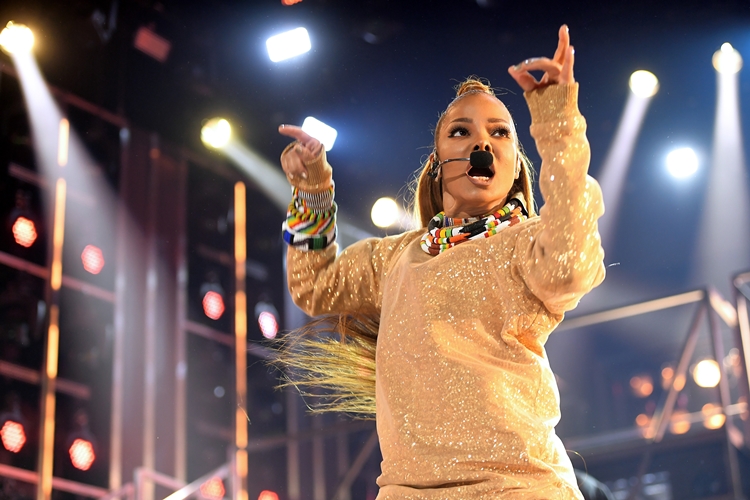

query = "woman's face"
[{"left": 436, "top": 93, "right": 518, "bottom": 219}]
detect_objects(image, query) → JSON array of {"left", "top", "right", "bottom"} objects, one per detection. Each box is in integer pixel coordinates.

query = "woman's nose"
[{"left": 472, "top": 141, "right": 492, "bottom": 152}]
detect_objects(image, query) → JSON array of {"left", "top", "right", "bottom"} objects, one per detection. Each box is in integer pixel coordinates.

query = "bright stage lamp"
[
  {"left": 201, "top": 118, "right": 232, "bottom": 149},
  {"left": 301, "top": 116, "right": 337, "bottom": 151},
  {"left": 12, "top": 216, "right": 37, "bottom": 247},
  {"left": 712, "top": 43, "right": 742, "bottom": 74},
  {"left": 0, "top": 21, "right": 34, "bottom": 55},
  {"left": 371, "top": 197, "right": 399, "bottom": 228},
  {"left": 81, "top": 245, "right": 105, "bottom": 275},
  {"left": 666, "top": 147, "right": 698, "bottom": 179},
  {"left": 69, "top": 438, "right": 95, "bottom": 471},
  {"left": 0, "top": 420, "right": 26, "bottom": 453},
  {"left": 693, "top": 359, "right": 721, "bottom": 388},
  {"left": 200, "top": 477, "right": 225, "bottom": 500},
  {"left": 202, "top": 291, "right": 225, "bottom": 320},
  {"left": 266, "top": 27, "right": 311, "bottom": 62},
  {"left": 629, "top": 70, "right": 659, "bottom": 98}
]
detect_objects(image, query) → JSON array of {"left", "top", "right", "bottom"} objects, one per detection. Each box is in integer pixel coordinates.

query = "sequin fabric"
[{"left": 286, "top": 84, "right": 605, "bottom": 499}]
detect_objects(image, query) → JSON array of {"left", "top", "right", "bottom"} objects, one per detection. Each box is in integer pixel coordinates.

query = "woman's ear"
[{"left": 515, "top": 158, "right": 522, "bottom": 179}]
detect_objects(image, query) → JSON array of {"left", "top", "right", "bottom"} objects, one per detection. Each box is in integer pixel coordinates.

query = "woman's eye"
[
  {"left": 492, "top": 127, "right": 511, "bottom": 137},
  {"left": 448, "top": 126, "right": 469, "bottom": 137}
]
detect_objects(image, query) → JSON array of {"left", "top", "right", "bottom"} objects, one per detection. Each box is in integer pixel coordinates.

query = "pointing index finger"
[
  {"left": 278, "top": 124, "right": 314, "bottom": 145},
  {"left": 552, "top": 25, "right": 570, "bottom": 65}
]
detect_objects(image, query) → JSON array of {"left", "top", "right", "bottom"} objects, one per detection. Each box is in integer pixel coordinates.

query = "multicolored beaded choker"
[{"left": 419, "top": 198, "right": 529, "bottom": 256}]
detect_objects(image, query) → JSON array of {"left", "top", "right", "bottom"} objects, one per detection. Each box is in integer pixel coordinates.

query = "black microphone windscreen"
[{"left": 470, "top": 151, "right": 493, "bottom": 169}]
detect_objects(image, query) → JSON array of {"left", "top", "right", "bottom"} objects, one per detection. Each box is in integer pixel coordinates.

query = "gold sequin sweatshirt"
[{"left": 286, "top": 83, "right": 605, "bottom": 499}]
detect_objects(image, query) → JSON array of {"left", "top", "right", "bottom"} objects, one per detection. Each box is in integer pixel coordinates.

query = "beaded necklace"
[{"left": 419, "top": 198, "right": 528, "bottom": 256}]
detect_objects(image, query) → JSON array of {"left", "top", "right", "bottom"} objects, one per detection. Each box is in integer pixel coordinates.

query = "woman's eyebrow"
[{"left": 449, "top": 117, "right": 510, "bottom": 124}]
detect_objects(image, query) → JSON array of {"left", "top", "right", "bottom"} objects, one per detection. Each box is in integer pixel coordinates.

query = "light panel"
[
  {"left": 301, "top": 116, "right": 337, "bottom": 151},
  {"left": 266, "top": 27, "right": 311, "bottom": 62}
]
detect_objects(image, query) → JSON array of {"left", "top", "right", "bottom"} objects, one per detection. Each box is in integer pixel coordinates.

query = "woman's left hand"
[{"left": 508, "top": 25, "right": 575, "bottom": 92}]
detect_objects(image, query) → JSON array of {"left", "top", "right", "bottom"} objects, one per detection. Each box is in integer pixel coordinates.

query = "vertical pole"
[
  {"left": 312, "top": 413, "right": 325, "bottom": 500},
  {"left": 173, "top": 159, "right": 188, "bottom": 482},
  {"left": 37, "top": 118, "right": 69, "bottom": 500},
  {"left": 234, "top": 182, "right": 248, "bottom": 500},
  {"left": 142, "top": 135, "right": 160, "bottom": 500},
  {"left": 336, "top": 426, "right": 350, "bottom": 500},
  {"left": 110, "top": 126, "right": 130, "bottom": 491},
  {"left": 285, "top": 387, "right": 301, "bottom": 500}
]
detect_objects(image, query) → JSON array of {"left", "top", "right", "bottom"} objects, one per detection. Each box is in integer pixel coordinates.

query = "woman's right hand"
[{"left": 278, "top": 124, "right": 324, "bottom": 183}]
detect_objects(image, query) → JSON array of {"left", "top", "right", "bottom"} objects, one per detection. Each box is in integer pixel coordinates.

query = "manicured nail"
[
  {"left": 513, "top": 64, "right": 522, "bottom": 71},
  {"left": 301, "top": 172, "right": 308, "bottom": 179}
]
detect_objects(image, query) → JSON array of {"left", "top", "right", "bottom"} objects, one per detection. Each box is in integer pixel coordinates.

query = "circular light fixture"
[
  {"left": 69, "top": 438, "right": 96, "bottom": 471},
  {"left": 693, "top": 359, "right": 721, "bottom": 388},
  {"left": 371, "top": 197, "right": 400, "bottom": 228},
  {"left": 201, "top": 118, "right": 232, "bottom": 149},
  {"left": 0, "top": 420, "right": 26, "bottom": 453},
  {"left": 629, "top": 70, "right": 659, "bottom": 98},
  {"left": 81, "top": 245, "right": 105, "bottom": 275},
  {"left": 202, "top": 291, "right": 225, "bottom": 320},
  {"left": 0, "top": 22, "right": 34, "bottom": 55},
  {"left": 712, "top": 43, "right": 743, "bottom": 74},
  {"left": 666, "top": 147, "right": 698, "bottom": 179}
]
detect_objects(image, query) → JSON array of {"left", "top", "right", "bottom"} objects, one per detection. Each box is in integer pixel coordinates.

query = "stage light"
[
  {"left": 301, "top": 116, "right": 337, "bottom": 151},
  {"left": 12, "top": 216, "right": 37, "bottom": 247},
  {"left": 693, "top": 359, "right": 721, "bottom": 388},
  {"left": 713, "top": 43, "right": 742, "bottom": 75},
  {"left": 255, "top": 301, "right": 279, "bottom": 339},
  {"left": 669, "top": 410, "right": 691, "bottom": 435},
  {"left": 258, "top": 311, "right": 278, "bottom": 339},
  {"left": 661, "top": 365, "right": 674, "bottom": 389},
  {"left": 69, "top": 438, "right": 95, "bottom": 470},
  {"left": 201, "top": 118, "right": 232, "bottom": 149},
  {"left": 666, "top": 147, "right": 698, "bottom": 179},
  {"left": 203, "top": 291, "right": 225, "bottom": 321},
  {"left": 702, "top": 403, "right": 726, "bottom": 430},
  {"left": 629, "top": 374, "right": 654, "bottom": 398},
  {"left": 81, "top": 245, "right": 105, "bottom": 275},
  {"left": 0, "top": 420, "right": 26, "bottom": 453},
  {"left": 635, "top": 414, "right": 650, "bottom": 428},
  {"left": 258, "top": 491, "right": 279, "bottom": 500},
  {"left": 371, "top": 197, "right": 400, "bottom": 228},
  {"left": 266, "top": 27, "right": 311, "bottom": 62},
  {"left": 0, "top": 21, "right": 34, "bottom": 55},
  {"left": 199, "top": 477, "right": 225, "bottom": 500},
  {"left": 629, "top": 70, "right": 659, "bottom": 98}
]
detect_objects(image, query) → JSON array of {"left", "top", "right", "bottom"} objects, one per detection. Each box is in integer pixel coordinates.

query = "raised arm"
[
  {"left": 278, "top": 125, "right": 407, "bottom": 317},
  {"left": 506, "top": 26, "right": 605, "bottom": 314}
]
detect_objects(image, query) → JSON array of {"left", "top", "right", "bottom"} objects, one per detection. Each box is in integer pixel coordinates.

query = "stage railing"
[{"left": 559, "top": 285, "right": 747, "bottom": 500}]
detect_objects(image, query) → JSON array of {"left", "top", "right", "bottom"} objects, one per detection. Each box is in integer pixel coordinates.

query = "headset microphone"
[{"left": 428, "top": 151, "right": 493, "bottom": 178}]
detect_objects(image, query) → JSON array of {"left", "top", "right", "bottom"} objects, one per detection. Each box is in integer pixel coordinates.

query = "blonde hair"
[{"left": 274, "top": 77, "right": 537, "bottom": 418}]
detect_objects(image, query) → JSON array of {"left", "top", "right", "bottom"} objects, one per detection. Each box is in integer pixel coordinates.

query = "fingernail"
[
  {"left": 513, "top": 64, "right": 522, "bottom": 71},
  {"left": 301, "top": 172, "right": 308, "bottom": 179}
]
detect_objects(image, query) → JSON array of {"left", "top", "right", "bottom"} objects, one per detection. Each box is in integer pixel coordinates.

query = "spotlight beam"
[
  {"left": 695, "top": 52, "right": 750, "bottom": 293},
  {"left": 220, "top": 141, "right": 373, "bottom": 245},
  {"left": 597, "top": 91, "right": 655, "bottom": 248}
]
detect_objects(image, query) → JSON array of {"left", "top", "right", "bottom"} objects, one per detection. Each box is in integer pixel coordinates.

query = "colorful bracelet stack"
[{"left": 282, "top": 184, "right": 337, "bottom": 251}]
